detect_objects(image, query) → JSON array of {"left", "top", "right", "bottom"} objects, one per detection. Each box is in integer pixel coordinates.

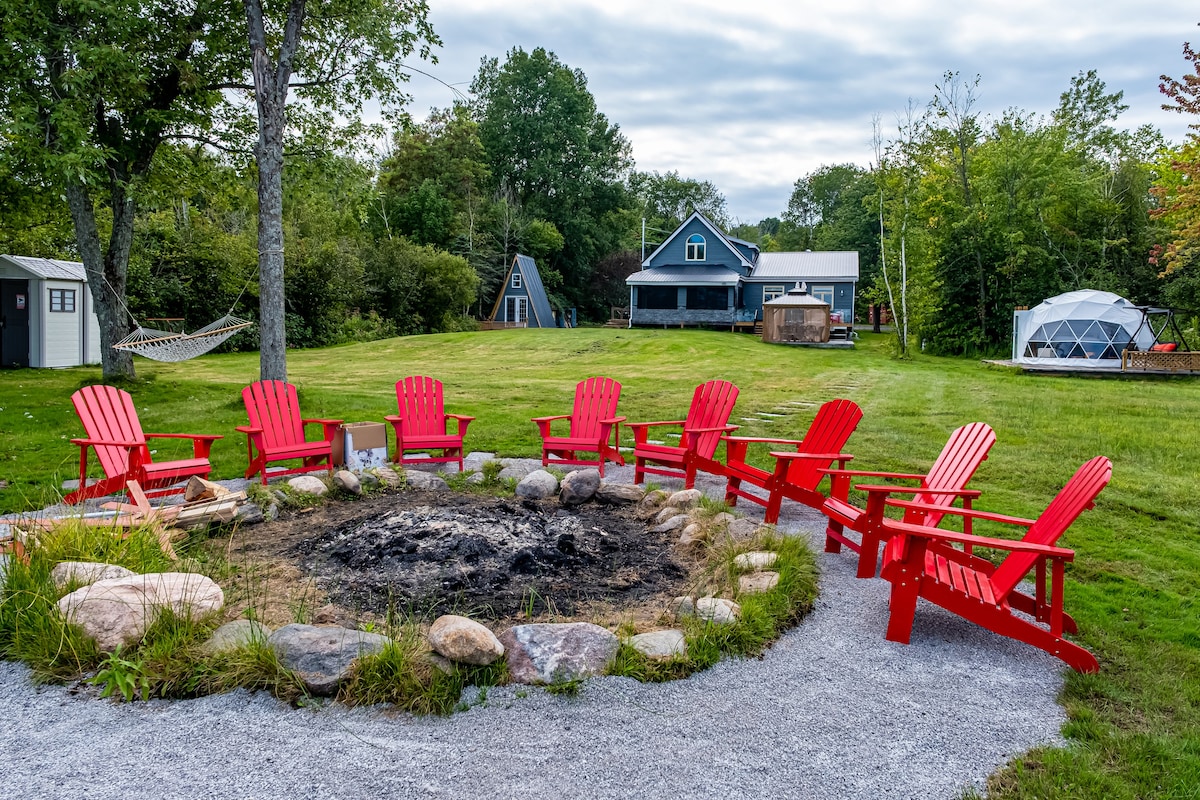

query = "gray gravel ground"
[{"left": 0, "top": 459, "right": 1068, "bottom": 800}]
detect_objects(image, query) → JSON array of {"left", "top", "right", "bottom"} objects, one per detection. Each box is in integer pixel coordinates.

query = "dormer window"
[
  {"left": 686, "top": 234, "right": 706, "bottom": 261},
  {"left": 512, "top": 272, "right": 522, "bottom": 289}
]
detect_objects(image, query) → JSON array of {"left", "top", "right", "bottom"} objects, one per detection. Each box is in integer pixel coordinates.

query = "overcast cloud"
[{"left": 397, "top": 1, "right": 1199, "bottom": 222}]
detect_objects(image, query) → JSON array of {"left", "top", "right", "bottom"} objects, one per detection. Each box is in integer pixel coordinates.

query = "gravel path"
[{"left": 0, "top": 461, "right": 1067, "bottom": 799}]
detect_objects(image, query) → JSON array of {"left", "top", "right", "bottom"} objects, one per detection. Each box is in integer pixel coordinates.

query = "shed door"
[{"left": 0, "top": 280, "right": 30, "bottom": 368}]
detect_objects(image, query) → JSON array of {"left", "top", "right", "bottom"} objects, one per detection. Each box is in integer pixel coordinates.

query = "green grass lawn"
[{"left": 1, "top": 328, "right": 1198, "bottom": 798}]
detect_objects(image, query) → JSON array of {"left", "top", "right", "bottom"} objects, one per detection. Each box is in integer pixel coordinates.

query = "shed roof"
[
  {"left": 0, "top": 254, "right": 87, "bottom": 281},
  {"left": 625, "top": 266, "right": 741, "bottom": 286},
  {"left": 747, "top": 251, "right": 859, "bottom": 281},
  {"left": 514, "top": 254, "right": 556, "bottom": 327}
]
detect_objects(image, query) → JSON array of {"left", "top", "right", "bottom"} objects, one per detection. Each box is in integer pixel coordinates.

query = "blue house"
[
  {"left": 625, "top": 212, "right": 858, "bottom": 329},
  {"left": 487, "top": 254, "right": 559, "bottom": 328}
]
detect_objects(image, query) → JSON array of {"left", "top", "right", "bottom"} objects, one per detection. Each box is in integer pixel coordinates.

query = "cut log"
[{"left": 185, "top": 476, "right": 232, "bottom": 502}]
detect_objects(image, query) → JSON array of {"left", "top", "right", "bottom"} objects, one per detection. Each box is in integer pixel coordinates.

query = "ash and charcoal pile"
[{"left": 295, "top": 493, "right": 689, "bottom": 620}]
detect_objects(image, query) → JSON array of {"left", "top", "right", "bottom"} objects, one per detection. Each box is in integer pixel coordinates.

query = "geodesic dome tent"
[{"left": 1012, "top": 290, "right": 1155, "bottom": 368}]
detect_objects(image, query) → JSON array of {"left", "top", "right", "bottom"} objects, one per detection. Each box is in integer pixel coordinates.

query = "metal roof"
[
  {"left": 0, "top": 254, "right": 88, "bottom": 281},
  {"left": 626, "top": 266, "right": 741, "bottom": 286},
  {"left": 512, "top": 254, "right": 557, "bottom": 327},
  {"left": 747, "top": 251, "right": 859, "bottom": 281}
]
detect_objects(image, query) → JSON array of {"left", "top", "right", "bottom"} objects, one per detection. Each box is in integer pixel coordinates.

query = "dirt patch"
[{"left": 225, "top": 489, "right": 697, "bottom": 627}]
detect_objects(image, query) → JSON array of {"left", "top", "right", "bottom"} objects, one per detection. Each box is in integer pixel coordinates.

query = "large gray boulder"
[
  {"left": 287, "top": 475, "right": 328, "bottom": 496},
  {"left": 201, "top": 619, "right": 272, "bottom": 656},
  {"left": 404, "top": 470, "right": 449, "bottom": 491},
  {"left": 428, "top": 615, "right": 504, "bottom": 666},
  {"left": 498, "top": 622, "right": 619, "bottom": 685},
  {"left": 333, "top": 470, "right": 362, "bottom": 495},
  {"left": 628, "top": 629, "right": 688, "bottom": 660},
  {"left": 595, "top": 482, "right": 644, "bottom": 505},
  {"left": 515, "top": 470, "right": 559, "bottom": 500},
  {"left": 667, "top": 489, "right": 704, "bottom": 510},
  {"left": 51, "top": 562, "right": 136, "bottom": 591},
  {"left": 57, "top": 572, "right": 225, "bottom": 652},
  {"left": 559, "top": 469, "right": 601, "bottom": 506},
  {"left": 268, "top": 624, "right": 391, "bottom": 696}
]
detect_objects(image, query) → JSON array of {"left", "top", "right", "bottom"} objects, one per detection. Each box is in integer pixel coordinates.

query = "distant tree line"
[{"left": 4, "top": 18, "right": 1200, "bottom": 364}]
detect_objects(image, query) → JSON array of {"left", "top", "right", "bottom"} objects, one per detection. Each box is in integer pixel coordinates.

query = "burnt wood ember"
[{"left": 278, "top": 491, "right": 690, "bottom": 620}]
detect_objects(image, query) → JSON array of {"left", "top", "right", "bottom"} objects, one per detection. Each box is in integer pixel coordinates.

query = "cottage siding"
[
  {"left": 83, "top": 282, "right": 101, "bottom": 363},
  {"left": 647, "top": 217, "right": 750, "bottom": 276},
  {"left": 43, "top": 279, "right": 83, "bottom": 367},
  {"left": 730, "top": 240, "right": 759, "bottom": 264}
]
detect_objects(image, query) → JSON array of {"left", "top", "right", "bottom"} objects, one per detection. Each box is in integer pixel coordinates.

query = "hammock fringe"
[{"left": 112, "top": 314, "right": 253, "bottom": 362}]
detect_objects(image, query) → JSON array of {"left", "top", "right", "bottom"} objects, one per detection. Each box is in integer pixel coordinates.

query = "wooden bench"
[{"left": 1122, "top": 350, "right": 1200, "bottom": 373}]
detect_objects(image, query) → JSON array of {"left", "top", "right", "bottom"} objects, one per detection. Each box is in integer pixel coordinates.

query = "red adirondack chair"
[
  {"left": 533, "top": 376, "right": 626, "bottom": 477},
  {"left": 878, "top": 456, "right": 1111, "bottom": 673},
  {"left": 723, "top": 398, "right": 863, "bottom": 524},
  {"left": 238, "top": 380, "right": 342, "bottom": 484},
  {"left": 628, "top": 380, "right": 740, "bottom": 488},
  {"left": 822, "top": 422, "right": 996, "bottom": 578},
  {"left": 64, "top": 385, "right": 222, "bottom": 504},
  {"left": 386, "top": 376, "right": 474, "bottom": 471}
]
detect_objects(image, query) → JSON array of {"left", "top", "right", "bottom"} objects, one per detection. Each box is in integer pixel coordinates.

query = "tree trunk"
[
  {"left": 64, "top": 180, "right": 135, "bottom": 380},
  {"left": 245, "top": 0, "right": 306, "bottom": 383}
]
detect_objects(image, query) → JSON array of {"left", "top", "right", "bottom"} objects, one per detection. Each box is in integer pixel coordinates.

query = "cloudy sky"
[{"left": 398, "top": 1, "right": 1199, "bottom": 223}]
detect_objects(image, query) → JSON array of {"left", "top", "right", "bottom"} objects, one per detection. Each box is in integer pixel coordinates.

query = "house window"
[
  {"left": 49, "top": 288, "right": 76, "bottom": 312},
  {"left": 512, "top": 272, "right": 522, "bottom": 289},
  {"left": 686, "top": 286, "right": 727, "bottom": 310},
  {"left": 686, "top": 234, "right": 706, "bottom": 261},
  {"left": 811, "top": 285, "right": 834, "bottom": 306},
  {"left": 636, "top": 286, "right": 677, "bottom": 309},
  {"left": 762, "top": 285, "right": 785, "bottom": 302}
]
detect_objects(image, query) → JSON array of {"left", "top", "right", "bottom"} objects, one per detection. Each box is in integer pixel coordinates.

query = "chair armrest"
[
  {"left": 531, "top": 414, "right": 572, "bottom": 423},
  {"left": 770, "top": 451, "right": 855, "bottom": 462},
  {"left": 625, "top": 420, "right": 685, "bottom": 429},
  {"left": 885, "top": 498, "right": 1033, "bottom": 527},
  {"left": 302, "top": 417, "right": 342, "bottom": 426},
  {"left": 820, "top": 468, "right": 927, "bottom": 480},
  {"left": 446, "top": 414, "right": 475, "bottom": 422},
  {"left": 70, "top": 438, "right": 141, "bottom": 448},
  {"left": 144, "top": 433, "right": 222, "bottom": 442},
  {"left": 885, "top": 519, "right": 1073, "bottom": 558},
  {"left": 856, "top": 484, "right": 980, "bottom": 498},
  {"left": 144, "top": 432, "right": 222, "bottom": 459},
  {"left": 447, "top": 413, "right": 474, "bottom": 436},
  {"left": 685, "top": 424, "right": 740, "bottom": 434},
  {"left": 236, "top": 425, "right": 262, "bottom": 435},
  {"left": 724, "top": 436, "right": 807, "bottom": 446},
  {"left": 600, "top": 416, "right": 626, "bottom": 424}
]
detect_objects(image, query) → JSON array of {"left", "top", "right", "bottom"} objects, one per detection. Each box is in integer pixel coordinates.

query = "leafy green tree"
[
  {"left": 471, "top": 47, "right": 632, "bottom": 319},
  {"left": 365, "top": 237, "right": 478, "bottom": 333},
  {"left": 240, "top": 0, "right": 437, "bottom": 380},
  {"left": 0, "top": 0, "right": 242, "bottom": 378},
  {"left": 628, "top": 170, "right": 729, "bottom": 238}
]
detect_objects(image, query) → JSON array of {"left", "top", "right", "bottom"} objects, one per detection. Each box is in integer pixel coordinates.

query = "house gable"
[{"left": 643, "top": 212, "right": 752, "bottom": 276}]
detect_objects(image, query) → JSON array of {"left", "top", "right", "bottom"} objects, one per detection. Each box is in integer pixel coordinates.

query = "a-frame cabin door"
[
  {"left": 505, "top": 296, "right": 527, "bottom": 325},
  {"left": 0, "top": 280, "right": 30, "bottom": 368}
]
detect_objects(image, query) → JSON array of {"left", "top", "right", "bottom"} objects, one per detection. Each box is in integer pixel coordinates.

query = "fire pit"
[{"left": 234, "top": 489, "right": 695, "bottom": 624}]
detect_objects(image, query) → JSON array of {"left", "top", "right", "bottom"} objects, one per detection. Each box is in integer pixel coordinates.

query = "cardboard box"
[{"left": 336, "top": 422, "right": 389, "bottom": 471}]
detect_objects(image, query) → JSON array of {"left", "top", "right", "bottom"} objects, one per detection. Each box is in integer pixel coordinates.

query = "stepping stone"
[
  {"left": 733, "top": 551, "right": 778, "bottom": 571},
  {"left": 738, "top": 571, "right": 780, "bottom": 594}
]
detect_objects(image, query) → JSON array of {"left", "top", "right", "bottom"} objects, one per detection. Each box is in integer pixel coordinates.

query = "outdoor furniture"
[
  {"left": 822, "top": 422, "right": 996, "bottom": 578},
  {"left": 629, "top": 379, "right": 739, "bottom": 489},
  {"left": 64, "top": 384, "right": 222, "bottom": 504},
  {"left": 723, "top": 398, "right": 862, "bottom": 524},
  {"left": 238, "top": 380, "right": 341, "bottom": 484},
  {"left": 878, "top": 455, "right": 1111, "bottom": 673},
  {"left": 387, "top": 376, "right": 474, "bottom": 471},
  {"left": 533, "top": 376, "right": 625, "bottom": 477}
]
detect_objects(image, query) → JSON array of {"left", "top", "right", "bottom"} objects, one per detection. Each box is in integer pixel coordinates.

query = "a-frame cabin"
[{"left": 486, "top": 254, "right": 559, "bottom": 328}]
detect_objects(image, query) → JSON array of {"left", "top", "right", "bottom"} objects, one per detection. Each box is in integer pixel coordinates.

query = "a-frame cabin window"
[{"left": 512, "top": 272, "right": 522, "bottom": 288}]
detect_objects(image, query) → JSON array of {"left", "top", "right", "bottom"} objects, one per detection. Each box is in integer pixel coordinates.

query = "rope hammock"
[{"left": 112, "top": 313, "right": 254, "bottom": 362}]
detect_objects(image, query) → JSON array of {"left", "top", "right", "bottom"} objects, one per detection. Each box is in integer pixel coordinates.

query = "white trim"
[
  {"left": 512, "top": 272, "right": 522, "bottom": 289},
  {"left": 763, "top": 284, "right": 785, "bottom": 302},
  {"left": 810, "top": 285, "right": 834, "bottom": 306},
  {"left": 685, "top": 234, "right": 706, "bottom": 261}
]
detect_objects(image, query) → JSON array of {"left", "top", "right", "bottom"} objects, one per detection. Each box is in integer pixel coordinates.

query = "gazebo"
[{"left": 762, "top": 282, "right": 830, "bottom": 344}]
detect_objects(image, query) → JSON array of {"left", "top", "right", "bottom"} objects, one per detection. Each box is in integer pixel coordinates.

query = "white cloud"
[{"left": 401, "top": 0, "right": 1200, "bottom": 220}]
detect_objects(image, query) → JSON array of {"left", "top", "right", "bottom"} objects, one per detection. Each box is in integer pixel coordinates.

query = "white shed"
[{"left": 0, "top": 255, "right": 102, "bottom": 368}]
